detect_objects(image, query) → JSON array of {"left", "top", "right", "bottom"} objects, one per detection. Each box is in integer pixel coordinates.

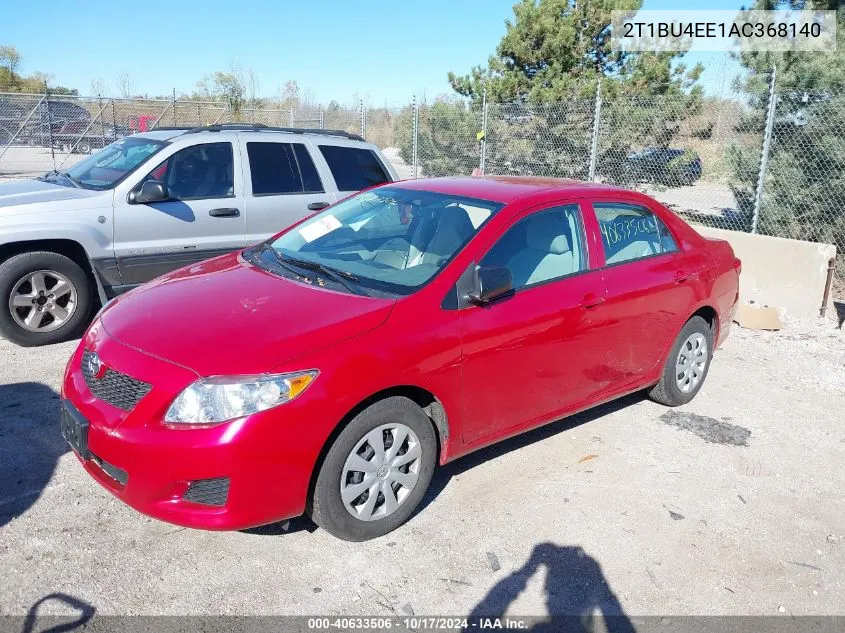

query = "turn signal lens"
[{"left": 287, "top": 373, "right": 316, "bottom": 400}]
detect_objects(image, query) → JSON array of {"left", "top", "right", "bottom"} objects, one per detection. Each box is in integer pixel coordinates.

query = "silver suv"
[{"left": 0, "top": 124, "right": 398, "bottom": 346}]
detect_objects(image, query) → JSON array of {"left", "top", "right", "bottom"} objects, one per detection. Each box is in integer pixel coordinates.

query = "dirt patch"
[{"left": 660, "top": 410, "right": 751, "bottom": 446}]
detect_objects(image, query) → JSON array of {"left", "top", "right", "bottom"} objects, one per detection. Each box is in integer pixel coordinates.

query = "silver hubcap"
[
  {"left": 340, "top": 423, "right": 422, "bottom": 522},
  {"left": 675, "top": 332, "right": 708, "bottom": 393},
  {"left": 9, "top": 270, "right": 77, "bottom": 333}
]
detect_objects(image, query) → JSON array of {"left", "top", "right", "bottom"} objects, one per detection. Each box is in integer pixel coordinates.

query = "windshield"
[
  {"left": 58, "top": 137, "right": 167, "bottom": 190},
  {"left": 266, "top": 187, "right": 504, "bottom": 296}
]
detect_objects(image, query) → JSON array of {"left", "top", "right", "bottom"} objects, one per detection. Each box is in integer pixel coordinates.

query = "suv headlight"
[{"left": 165, "top": 370, "right": 319, "bottom": 424}]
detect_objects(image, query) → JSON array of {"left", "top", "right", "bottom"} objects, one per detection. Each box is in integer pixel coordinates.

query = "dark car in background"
[
  {"left": 626, "top": 147, "right": 702, "bottom": 186},
  {"left": 0, "top": 97, "right": 129, "bottom": 153},
  {"left": 33, "top": 100, "right": 130, "bottom": 153},
  {"left": 0, "top": 97, "right": 26, "bottom": 145}
]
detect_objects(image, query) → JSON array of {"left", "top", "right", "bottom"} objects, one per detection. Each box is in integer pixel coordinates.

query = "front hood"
[
  {"left": 0, "top": 179, "right": 105, "bottom": 210},
  {"left": 100, "top": 252, "right": 395, "bottom": 376}
]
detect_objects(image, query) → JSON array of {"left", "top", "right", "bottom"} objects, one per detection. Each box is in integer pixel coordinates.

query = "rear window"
[
  {"left": 247, "top": 142, "right": 324, "bottom": 195},
  {"left": 595, "top": 203, "right": 676, "bottom": 265},
  {"left": 318, "top": 145, "right": 390, "bottom": 191}
]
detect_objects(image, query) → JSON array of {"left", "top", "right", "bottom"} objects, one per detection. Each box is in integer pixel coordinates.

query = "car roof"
[
  {"left": 389, "top": 176, "right": 627, "bottom": 204},
  {"left": 129, "top": 126, "right": 373, "bottom": 145},
  {"left": 131, "top": 130, "right": 187, "bottom": 142}
]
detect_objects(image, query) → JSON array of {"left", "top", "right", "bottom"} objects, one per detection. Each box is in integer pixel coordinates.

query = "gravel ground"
[{"left": 1, "top": 314, "right": 844, "bottom": 620}]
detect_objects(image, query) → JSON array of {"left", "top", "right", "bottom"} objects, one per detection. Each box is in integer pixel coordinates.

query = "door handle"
[
  {"left": 209, "top": 207, "right": 240, "bottom": 218},
  {"left": 307, "top": 202, "right": 330, "bottom": 211},
  {"left": 580, "top": 294, "right": 605, "bottom": 309}
]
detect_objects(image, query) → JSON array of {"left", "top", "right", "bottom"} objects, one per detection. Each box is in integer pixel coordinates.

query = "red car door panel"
[
  {"left": 591, "top": 200, "right": 707, "bottom": 383},
  {"left": 460, "top": 271, "right": 611, "bottom": 442},
  {"left": 458, "top": 202, "right": 610, "bottom": 443}
]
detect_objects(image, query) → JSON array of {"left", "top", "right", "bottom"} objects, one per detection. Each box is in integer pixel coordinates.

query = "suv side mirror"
[
  {"left": 467, "top": 265, "right": 513, "bottom": 305},
  {"left": 130, "top": 181, "right": 169, "bottom": 204}
]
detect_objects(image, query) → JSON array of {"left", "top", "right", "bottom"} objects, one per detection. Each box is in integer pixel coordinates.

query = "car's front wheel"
[
  {"left": 310, "top": 396, "right": 437, "bottom": 541},
  {"left": 0, "top": 251, "right": 93, "bottom": 347},
  {"left": 648, "top": 315, "right": 713, "bottom": 406}
]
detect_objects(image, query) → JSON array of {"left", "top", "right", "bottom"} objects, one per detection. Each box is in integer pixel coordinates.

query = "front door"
[
  {"left": 113, "top": 139, "right": 247, "bottom": 285},
  {"left": 459, "top": 203, "right": 610, "bottom": 444}
]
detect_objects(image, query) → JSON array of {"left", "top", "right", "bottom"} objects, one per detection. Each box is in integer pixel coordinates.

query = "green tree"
[
  {"left": 400, "top": 0, "right": 703, "bottom": 180},
  {"left": 194, "top": 65, "right": 262, "bottom": 117},
  {"left": 728, "top": 0, "right": 845, "bottom": 270},
  {"left": 196, "top": 72, "right": 246, "bottom": 112},
  {"left": 395, "top": 98, "right": 481, "bottom": 176},
  {"left": 0, "top": 45, "right": 23, "bottom": 80},
  {"left": 0, "top": 46, "right": 77, "bottom": 94}
]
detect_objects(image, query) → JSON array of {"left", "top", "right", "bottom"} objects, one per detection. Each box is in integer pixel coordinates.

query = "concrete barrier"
[{"left": 692, "top": 225, "right": 836, "bottom": 318}]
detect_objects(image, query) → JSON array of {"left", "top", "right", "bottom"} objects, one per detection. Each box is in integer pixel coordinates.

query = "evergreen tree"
[
  {"left": 400, "top": 0, "right": 703, "bottom": 182},
  {"left": 728, "top": 0, "right": 845, "bottom": 273}
]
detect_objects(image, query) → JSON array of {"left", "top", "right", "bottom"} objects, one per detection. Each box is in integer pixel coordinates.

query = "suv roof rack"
[{"left": 172, "top": 123, "right": 365, "bottom": 142}]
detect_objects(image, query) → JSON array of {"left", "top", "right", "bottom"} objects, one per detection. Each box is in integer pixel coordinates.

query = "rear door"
[
  {"left": 314, "top": 142, "right": 394, "bottom": 198},
  {"left": 113, "top": 138, "right": 247, "bottom": 286},
  {"left": 590, "top": 199, "right": 706, "bottom": 381},
  {"left": 241, "top": 138, "right": 337, "bottom": 243}
]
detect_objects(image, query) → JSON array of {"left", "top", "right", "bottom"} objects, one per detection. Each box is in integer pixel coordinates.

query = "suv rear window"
[
  {"left": 247, "top": 142, "right": 324, "bottom": 195},
  {"left": 318, "top": 145, "right": 390, "bottom": 191}
]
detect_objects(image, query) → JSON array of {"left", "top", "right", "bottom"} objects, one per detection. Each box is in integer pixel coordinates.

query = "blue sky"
[{"left": 2, "top": 0, "right": 745, "bottom": 103}]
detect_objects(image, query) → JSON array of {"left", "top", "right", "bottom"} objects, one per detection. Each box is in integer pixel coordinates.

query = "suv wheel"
[
  {"left": 0, "top": 251, "right": 93, "bottom": 347},
  {"left": 310, "top": 396, "right": 437, "bottom": 541}
]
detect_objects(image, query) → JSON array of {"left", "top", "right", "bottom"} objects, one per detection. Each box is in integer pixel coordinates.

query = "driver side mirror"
[
  {"left": 467, "top": 265, "right": 513, "bottom": 305},
  {"left": 129, "top": 180, "right": 169, "bottom": 204}
]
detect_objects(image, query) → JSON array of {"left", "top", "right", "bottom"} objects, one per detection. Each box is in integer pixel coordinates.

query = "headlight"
[{"left": 165, "top": 370, "right": 319, "bottom": 424}]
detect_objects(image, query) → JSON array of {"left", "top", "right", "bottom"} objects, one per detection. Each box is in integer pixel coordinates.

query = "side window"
[
  {"left": 293, "top": 144, "right": 324, "bottom": 193},
  {"left": 141, "top": 142, "right": 234, "bottom": 200},
  {"left": 318, "top": 145, "right": 390, "bottom": 191},
  {"left": 480, "top": 204, "right": 586, "bottom": 290},
  {"left": 247, "top": 142, "right": 324, "bottom": 195},
  {"left": 656, "top": 216, "right": 678, "bottom": 253},
  {"left": 595, "top": 203, "right": 674, "bottom": 265}
]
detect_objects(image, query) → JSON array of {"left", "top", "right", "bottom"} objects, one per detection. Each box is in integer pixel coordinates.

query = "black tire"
[
  {"left": 310, "top": 396, "right": 437, "bottom": 541},
  {"left": 0, "top": 251, "right": 93, "bottom": 347},
  {"left": 648, "top": 316, "right": 713, "bottom": 407}
]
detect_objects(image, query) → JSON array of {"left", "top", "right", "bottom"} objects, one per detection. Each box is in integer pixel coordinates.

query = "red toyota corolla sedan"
[{"left": 61, "top": 177, "right": 740, "bottom": 541}]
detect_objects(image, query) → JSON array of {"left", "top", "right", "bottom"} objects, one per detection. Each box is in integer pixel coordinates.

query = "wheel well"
[
  {"left": 0, "top": 239, "right": 100, "bottom": 304},
  {"left": 305, "top": 386, "right": 450, "bottom": 513},
  {"left": 335, "top": 386, "right": 449, "bottom": 452},
  {"left": 691, "top": 305, "right": 718, "bottom": 339}
]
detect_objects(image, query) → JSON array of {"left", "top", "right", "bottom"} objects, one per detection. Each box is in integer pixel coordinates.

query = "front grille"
[
  {"left": 82, "top": 350, "right": 152, "bottom": 411},
  {"left": 183, "top": 478, "right": 230, "bottom": 506}
]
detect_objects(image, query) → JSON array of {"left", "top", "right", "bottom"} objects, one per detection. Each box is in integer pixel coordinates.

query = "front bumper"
[{"left": 61, "top": 322, "right": 319, "bottom": 530}]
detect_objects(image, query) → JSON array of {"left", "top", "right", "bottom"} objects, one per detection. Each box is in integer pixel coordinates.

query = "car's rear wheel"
[
  {"left": 0, "top": 251, "right": 93, "bottom": 347},
  {"left": 648, "top": 315, "right": 713, "bottom": 406},
  {"left": 310, "top": 396, "right": 437, "bottom": 541}
]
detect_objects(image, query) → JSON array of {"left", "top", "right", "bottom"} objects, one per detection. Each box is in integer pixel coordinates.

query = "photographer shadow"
[
  {"left": 0, "top": 382, "right": 66, "bottom": 528},
  {"left": 21, "top": 592, "right": 95, "bottom": 633},
  {"left": 468, "top": 543, "right": 635, "bottom": 633}
]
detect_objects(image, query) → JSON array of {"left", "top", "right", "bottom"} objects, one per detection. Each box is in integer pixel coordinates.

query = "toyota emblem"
[{"left": 88, "top": 352, "right": 105, "bottom": 379}]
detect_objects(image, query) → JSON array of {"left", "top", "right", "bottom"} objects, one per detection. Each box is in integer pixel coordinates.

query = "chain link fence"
[
  {"left": 0, "top": 94, "right": 357, "bottom": 176},
  {"left": 0, "top": 81, "right": 842, "bottom": 298}
]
